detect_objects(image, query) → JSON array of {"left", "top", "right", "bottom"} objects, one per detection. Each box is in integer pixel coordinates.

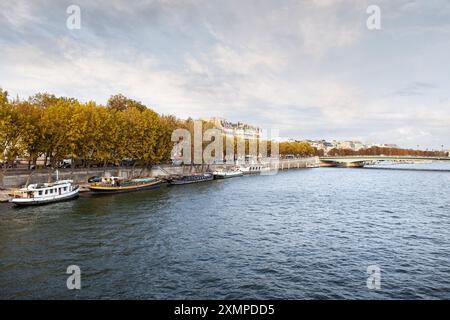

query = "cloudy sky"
[{"left": 0, "top": 0, "right": 449, "bottom": 149}]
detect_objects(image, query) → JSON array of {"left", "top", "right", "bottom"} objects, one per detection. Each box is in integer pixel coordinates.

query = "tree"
[
  {"left": 0, "top": 89, "right": 24, "bottom": 166},
  {"left": 279, "top": 141, "right": 315, "bottom": 157},
  {"left": 0, "top": 89, "right": 26, "bottom": 187},
  {"left": 107, "top": 94, "right": 146, "bottom": 112},
  {"left": 15, "top": 100, "right": 45, "bottom": 168}
]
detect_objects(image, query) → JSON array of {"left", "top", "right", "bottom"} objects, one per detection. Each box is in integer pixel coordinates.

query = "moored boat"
[
  {"left": 9, "top": 180, "right": 79, "bottom": 206},
  {"left": 89, "top": 177, "right": 162, "bottom": 193},
  {"left": 213, "top": 170, "right": 243, "bottom": 179},
  {"left": 167, "top": 173, "right": 214, "bottom": 185},
  {"left": 238, "top": 164, "right": 271, "bottom": 175},
  {"left": 306, "top": 162, "right": 320, "bottom": 168}
]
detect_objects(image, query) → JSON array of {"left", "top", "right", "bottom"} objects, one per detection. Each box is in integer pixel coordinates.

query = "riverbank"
[
  {"left": 0, "top": 190, "right": 9, "bottom": 202},
  {"left": 0, "top": 157, "right": 320, "bottom": 198},
  {"left": 1, "top": 158, "right": 320, "bottom": 188}
]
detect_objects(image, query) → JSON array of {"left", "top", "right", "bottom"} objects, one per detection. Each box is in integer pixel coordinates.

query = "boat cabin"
[
  {"left": 97, "top": 176, "right": 122, "bottom": 186},
  {"left": 11, "top": 181, "right": 74, "bottom": 199}
]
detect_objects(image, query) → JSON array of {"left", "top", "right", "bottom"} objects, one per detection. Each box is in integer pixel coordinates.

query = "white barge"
[
  {"left": 9, "top": 180, "right": 80, "bottom": 206},
  {"left": 213, "top": 170, "right": 243, "bottom": 179},
  {"left": 238, "top": 164, "right": 271, "bottom": 175}
]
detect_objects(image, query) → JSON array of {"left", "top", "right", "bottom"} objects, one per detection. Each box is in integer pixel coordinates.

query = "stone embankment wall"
[{"left": 0, "top": 157, "right": 319, "bottom": 189}]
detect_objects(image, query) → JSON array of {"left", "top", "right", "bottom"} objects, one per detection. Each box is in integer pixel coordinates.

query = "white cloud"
[
  {"left": 0, "top": 1, "right": 39, "bottom": 27},
  {"left": 0, "top": 0, "right": 449, "bottom": 148}
]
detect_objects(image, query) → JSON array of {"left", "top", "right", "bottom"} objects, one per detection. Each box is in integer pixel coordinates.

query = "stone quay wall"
[{"left": 0, "top": 157, "right": 319, "bottom": 189}]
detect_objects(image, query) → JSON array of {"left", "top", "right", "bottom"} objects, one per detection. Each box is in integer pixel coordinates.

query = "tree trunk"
[
  {"left": 130, "top": 162, "right": 137, "bottom": 179},
  {"left": 47, "top": 166, "right": 53, "bottom": 183},
  {"left": 25, "top": 170, "right": 35, "bottom": 187},
  {"left": 71, "top": 154, "right": 75, "bottom": 178},
  {"left": 0, "top": 169, "right": 5, "bottom": 190},
  {"left": 116, "top": 161, "right": 120, "bottom": 177},
  {"left": 138, "top": 161, "right": 150, "bottom": 178}
]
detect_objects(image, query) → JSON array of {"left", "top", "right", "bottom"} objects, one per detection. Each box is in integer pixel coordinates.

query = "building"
[
  {"left": 208, "top": 117, "right": 261, "bottom": 139},
  {"left": 307, "top": 140, "right": 337, "bottom": 153},
  {"left": 336, "top": 140, "right": 365, "bottom": 151},
  {"left": 306, "top": 139, "right": 400, "bottom": 154}
]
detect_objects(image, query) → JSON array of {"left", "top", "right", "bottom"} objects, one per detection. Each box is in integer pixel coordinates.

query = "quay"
[{"left": 0, "top": 157, "right": 320, "bottom": 201}]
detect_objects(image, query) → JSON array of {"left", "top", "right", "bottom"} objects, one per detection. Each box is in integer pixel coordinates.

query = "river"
[{"left": 1, "top": 164, "right": 450, "bottom": 299}]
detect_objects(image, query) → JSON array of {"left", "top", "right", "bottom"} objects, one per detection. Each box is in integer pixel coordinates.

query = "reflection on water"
[{"left": 1, "top": 164, "right": 450, "bottom": 299}]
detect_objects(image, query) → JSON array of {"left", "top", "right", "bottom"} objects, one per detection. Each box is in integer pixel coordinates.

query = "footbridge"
[{"left": 319, "top": 156, "right": 450, "bottom": 168}]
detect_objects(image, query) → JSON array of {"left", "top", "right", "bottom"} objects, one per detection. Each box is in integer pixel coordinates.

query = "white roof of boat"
[{"left": 21, "top": 180, "right": 74, "bottom": 191}]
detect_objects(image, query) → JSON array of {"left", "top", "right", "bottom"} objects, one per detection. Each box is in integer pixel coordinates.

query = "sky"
[{"left": 0, "top": 0, "right": 449, "bottom": 149}]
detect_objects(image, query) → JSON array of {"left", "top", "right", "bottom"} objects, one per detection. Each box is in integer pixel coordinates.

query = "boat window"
[
  {"left": 45, "top": 190, "right": 48, "bottom": 195},
  {"left": 64, "top": 187, "right": 67, "bottom": 191},
  {"left": 50, "top": 189, "right": 53, "bottom": 194},
  {"left": 39, "top": 191, "right": 43, "bottom": 196}
]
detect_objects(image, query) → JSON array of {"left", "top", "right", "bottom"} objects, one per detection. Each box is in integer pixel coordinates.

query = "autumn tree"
[
  {"left": 107, "top": 94, "right": 146, "bottom": 112},
  {"left": 0, "top": 89, "right": 24, "bottom": 167},
  {"left": 279, "top": 141, "right": 315, "bottom": 157}
]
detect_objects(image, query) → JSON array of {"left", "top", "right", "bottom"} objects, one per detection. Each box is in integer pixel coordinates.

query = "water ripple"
[{"left": 1, "top": 166, "right": 450, "bottom": 299}]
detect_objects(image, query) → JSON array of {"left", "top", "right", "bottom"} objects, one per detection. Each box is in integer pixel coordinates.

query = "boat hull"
[
  {"left": 89, "top": 180, "right": 162, "bottom": 194},
  {"left": 10, "top": 188, "right": 80, "bottom": 206},
  {"left": 241, "top": 170, "right": 263, "bottom": 175},
  {"left": 214, "top": 172, "right": 243, "bottom": 179},
  {"left": 168, "top": 175, "right": 214, "bottom": 185}
]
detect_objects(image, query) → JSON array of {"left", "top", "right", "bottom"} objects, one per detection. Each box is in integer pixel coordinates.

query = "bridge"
[{"left": 319, "top": 156, "right": 450, "bottom": 168}]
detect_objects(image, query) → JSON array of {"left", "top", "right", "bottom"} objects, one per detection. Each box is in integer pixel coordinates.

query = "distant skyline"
[{"left": 1, "top": 0, "right": 449, "bottom": 149}]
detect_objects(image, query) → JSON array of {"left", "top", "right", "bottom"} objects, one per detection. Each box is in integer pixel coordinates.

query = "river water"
[{"left": 1, "top": 164, "right": 450, "bottom": 299}]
